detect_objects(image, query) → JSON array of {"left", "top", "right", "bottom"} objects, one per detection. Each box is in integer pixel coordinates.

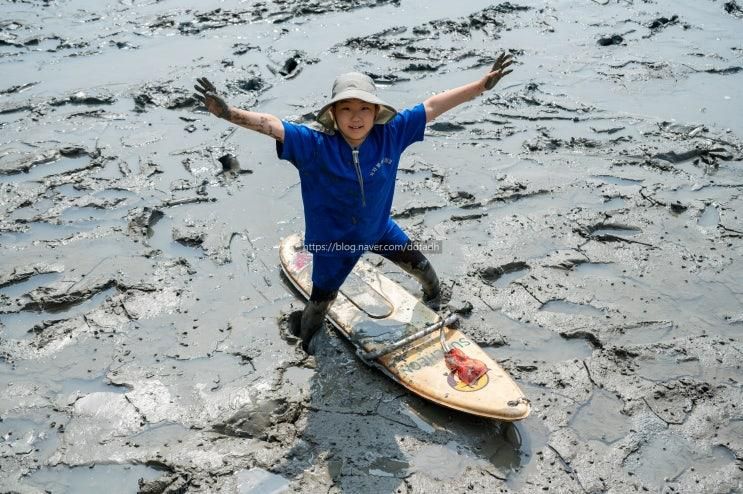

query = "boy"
[{"left": 195, "top": 53, "right": 513, "bottom": 353}]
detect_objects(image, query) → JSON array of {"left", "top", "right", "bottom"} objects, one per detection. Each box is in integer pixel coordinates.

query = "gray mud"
[{"left": 1, "top": 0, "right": 742, "bottom": 493}]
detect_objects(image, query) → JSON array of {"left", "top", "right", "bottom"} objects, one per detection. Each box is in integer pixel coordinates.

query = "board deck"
[{"left": 280, "top": 234, "right": 530, "bottom": 421}]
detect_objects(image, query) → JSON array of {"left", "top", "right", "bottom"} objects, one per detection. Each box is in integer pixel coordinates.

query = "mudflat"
[{"left": 1, "top": 1, "right": 741, "bottom": 493}]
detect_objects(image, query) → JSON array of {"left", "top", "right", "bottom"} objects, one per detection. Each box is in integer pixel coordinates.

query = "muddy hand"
[
  {"left": 483, "top": 52, "right": 514, "bottom": 91},
  {"left": 194, "top": 77, "right": 230, "bottom": 118}
]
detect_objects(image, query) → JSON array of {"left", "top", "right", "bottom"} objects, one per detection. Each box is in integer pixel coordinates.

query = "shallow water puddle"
[
  {"left": 605, "top": 321, "right": 675, "bottom": 347},
  {"left": 476, "top": 261, "right": 530, "bottom": 286},
  {"left": 367, "top": 456, "right": 410, "bottom": 478},
  {"left": 592, "top": 175, "right": 643, "bottom": 186},
  {"left": 0, "top": 272, "right": 63, "bottom": 299},
  {"left": 493, "top": 266, "right": 530, "bottom": 289},
  {"left": 282, "top": 366, "right": 314, "bottom": 393},
  {"left": 8, "top": 198, "right": 56, "bottom": 222},
  {"left": 474, "top": 419, "right": 545, "bottom": 479},
  {"left": 58, "top": 205, "right": 126, "bottom": 223},
  {"left": 624, "top": 434, "right": 735, "bottom": 487},
  {"left": 660, "top": 185, "right": 739, "bottom": 205},
  {"left": 235, "top": 468, "right": 290, "bottom": 494},
  {"left": 590, "top": 225, "right": 641, "bottom": 238},
  {"left": 486, "top": 311, "right": 594, "bottom": 363},
  {"left": 569, "top": 389, "right": 631, "bottom": 444},
  {"left": 596, "top": 196, "right": 627, "bottom": 211},
  {"left": 489, "top": 329, "right": 594, "bottom": 365},
  {"left": 93, "top": 188, "right": 139, "bottom": 201},
  {"left": 0, "top": 286, "right": 118, "bottom": 339},
  {"left": 698, "top": 205, "right": 720, "bottom": 227},
  {"left": 0, "top": 417, "right": 61, "bottom": 458},
  {"left": 407, "top": 441, "right": 486, "bottom": 480},
  {"left": 540, "top": 299, "right": 606, "bottom": 318},
  {"left": 49, "top": 184, "right": 89, "bottom": 198},
  {"left": 24, "top": 464, "right": 163, "bottom": 494},
  {"left": 396, "top": 394, "right": 546, "bottom": 481},
  {"left": 399, "top": 402, "right": 441, "bottom": 434},
  {"left": 571, "top": 262, "right": 614, "bottom": 277},
  {"left": 2, "top": 154, "right": 92, "bottom": 184},
  {"left": 0, "top": 221, "right": 91, "bottom": 245},
  {"left": 634, "top": 353, "right": 702, "bottom": 382},
  {"left": 402, "top": 420, "right": 543, "bottom": 482},
  {"left": 60, "top": 376, "right": 130, "bottom": 398}
]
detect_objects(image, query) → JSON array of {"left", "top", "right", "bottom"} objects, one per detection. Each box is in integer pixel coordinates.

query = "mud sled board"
[{"left": 280, "top": 234, "right": 530, "bottom": 421}]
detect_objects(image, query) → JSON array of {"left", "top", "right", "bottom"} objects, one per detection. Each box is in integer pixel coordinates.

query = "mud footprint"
[
  {"left": 476, "top": 261, "right": 530, "bottom": 288},
  {"left": 584, "top": 222, "right": 642, "bottom": 243}
]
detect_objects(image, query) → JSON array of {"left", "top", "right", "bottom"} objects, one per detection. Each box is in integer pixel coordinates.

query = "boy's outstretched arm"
[
  {"left": 194, "top": 77, "right": 284, "bottom": 142},
  {"left": 423, "top": 52, "right": 513, "bottom": 123}
]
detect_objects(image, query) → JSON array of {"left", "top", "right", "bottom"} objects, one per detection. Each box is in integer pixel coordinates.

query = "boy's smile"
[{"left": 332, "top": 98, "right": 379, "bottom": 147}]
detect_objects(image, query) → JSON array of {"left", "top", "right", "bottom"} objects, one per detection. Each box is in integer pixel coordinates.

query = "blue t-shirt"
[{"left": 277, "top": 103, "right": 426, "bottom": 257}]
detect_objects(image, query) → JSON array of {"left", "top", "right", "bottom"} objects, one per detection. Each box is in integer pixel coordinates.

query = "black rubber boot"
[
  {"left": 394, "top": 258, "right": 441, "bottom": 310},
  {"left": 415, "top": 260, "right": 442, "bottom": 310},
  {"left": 300, "top": 296, "right": 336, "bottom": 354}
]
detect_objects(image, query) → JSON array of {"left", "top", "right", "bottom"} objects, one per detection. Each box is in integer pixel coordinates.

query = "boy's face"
[{"left": 332, "top": 98, "right": 378, "bottom": 146}]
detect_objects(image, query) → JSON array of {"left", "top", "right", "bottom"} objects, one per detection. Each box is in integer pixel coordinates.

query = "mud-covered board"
[{"left": 280, "top": 233, "right": 530, "bottom": 421}]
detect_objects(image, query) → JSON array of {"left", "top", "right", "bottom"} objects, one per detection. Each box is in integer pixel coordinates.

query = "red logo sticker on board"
[
  {"left": 444, "top": 348, "right": 489, "bottom": 392},
  {"left": 447, "top": 372, "right": 489, "bottom": 392},
  {"left": 293, "top": 250, "right": 311, "bottom": 271}
]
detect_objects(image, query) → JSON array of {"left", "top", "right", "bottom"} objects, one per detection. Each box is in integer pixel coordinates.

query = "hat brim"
[{"left": 316, "top": 89, "right": 397, "bottom": 130}]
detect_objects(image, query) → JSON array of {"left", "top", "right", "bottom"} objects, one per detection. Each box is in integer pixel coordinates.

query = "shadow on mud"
[{"left": 271, "top": 292, "right": 541, "bottom": 491}]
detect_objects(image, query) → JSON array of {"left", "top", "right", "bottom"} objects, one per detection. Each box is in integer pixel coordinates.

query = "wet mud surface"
[{"left": 1, "top": 0, "right": 743, "bottom": 492}]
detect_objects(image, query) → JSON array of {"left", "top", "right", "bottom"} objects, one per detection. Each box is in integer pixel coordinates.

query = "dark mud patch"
[
  {"left": 597, "top": 34, "right": 624, "bottom": 47},
  {"left": 127, "top": 207, "right": 163, "bottom": 238},
  {"left": 644, "top": 378, "right": 714, "bottom": 425},
  {"left": 559, "top": 328, "right": 603, "bottom": 349},
  {"left": 578, "top": 222, "right": 651, "bottom": 245},
  {"left": 138, "top": 472, "right": 190, "bottom": 494},
  {"left": 171, "top": 220, "right": 238, "bottom": 265},
  {"left": 725, "top": 1, "right": 743, "bottom": 18},
  {"left": 212, "top": 397, "right": 302, "bottom": 440}
]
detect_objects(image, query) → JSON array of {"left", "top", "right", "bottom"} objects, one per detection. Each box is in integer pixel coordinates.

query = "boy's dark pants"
[{"left": 299, "top": 242, "right": 439, "bottom": 353}]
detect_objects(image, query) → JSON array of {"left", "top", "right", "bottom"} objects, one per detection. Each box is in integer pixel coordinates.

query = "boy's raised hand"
[
  {"left": 483, "top": 52, "right": 513, "bottom": 91},
  {"left": 194, "top": 77, "right": 230, "bottom": 118}
]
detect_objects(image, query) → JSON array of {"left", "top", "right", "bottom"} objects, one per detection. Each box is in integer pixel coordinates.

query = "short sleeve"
[
  {"left": 386, "top": 103, "right": 426, "bottom": 153},
  {"left": 276, "top": 121, "right": 319, "bottom": 168}
]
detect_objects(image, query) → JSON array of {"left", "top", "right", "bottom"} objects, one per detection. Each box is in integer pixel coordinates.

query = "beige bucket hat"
[{"left": 316, "top": 72, "right": 397, "bottom": 130}]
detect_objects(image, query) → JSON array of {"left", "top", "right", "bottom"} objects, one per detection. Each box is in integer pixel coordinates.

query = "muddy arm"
[
  {"left": 423, "top": 52, "right": 513, "bottom": 123},
  {"left": 223, "top": 108, "right": 284, "bottom": 142},
  {"left": 194, "top": 77, "right": 285, "bottom": 142},
  {"left": 423, "top": 80, "right": 487, "bottom": 123}
]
